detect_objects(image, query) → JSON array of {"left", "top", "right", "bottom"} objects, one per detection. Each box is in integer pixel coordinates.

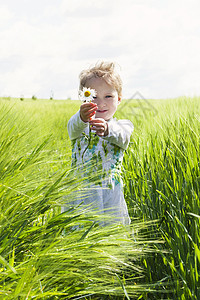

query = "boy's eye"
[{"left": 105, "top": 95, "right": 112, "bottom": 98}]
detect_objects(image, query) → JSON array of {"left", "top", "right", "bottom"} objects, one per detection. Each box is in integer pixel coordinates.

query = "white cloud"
[
  {"left": 60, "top": 0, "right": 115, "bottom": 17},
  {"left": 0, "top": 0, "right": 200, "bottom": 99},
  {"left": 0, "top": 5, "right": 13, "bottom": 24}
]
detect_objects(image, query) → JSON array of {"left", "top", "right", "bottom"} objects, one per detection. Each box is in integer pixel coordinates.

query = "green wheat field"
[{"left": 0, "top": 96, "right": 199, "bottom": 299}]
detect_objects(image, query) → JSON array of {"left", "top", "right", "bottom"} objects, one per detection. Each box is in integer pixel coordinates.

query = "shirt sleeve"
[
  {"left": 67, "top": 110, "right": 88, "bottom": 140},
  {"left": 104, "top": 119, "right": 134, "bottom": 150}
]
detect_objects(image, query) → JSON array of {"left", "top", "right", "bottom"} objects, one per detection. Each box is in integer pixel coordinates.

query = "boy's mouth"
[{"left": 97, "top": 110, "right": 107, "bottom": 113}]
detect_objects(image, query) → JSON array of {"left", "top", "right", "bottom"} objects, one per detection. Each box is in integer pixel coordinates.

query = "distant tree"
[
  {"left": 32, "top": 95, "right": 37, "bottom": 100},
  {"left": 50, "top": 90, "right": 54, "bottom": 100}
]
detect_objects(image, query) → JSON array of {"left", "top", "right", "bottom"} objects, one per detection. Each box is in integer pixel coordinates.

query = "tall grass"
[
  {"left": 119, "top": 97, "right": 200, "bottom": 299},
  {"left": 0, "top": 99, "right": 160, "bottom": 299},
  {"left": 1, "top": 96, "right": 199, "bottom": 299}
]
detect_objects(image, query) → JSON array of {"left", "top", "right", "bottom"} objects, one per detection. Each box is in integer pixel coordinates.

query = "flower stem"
[{"left": 82, "top": 126, "right": 91, "bottom": 161}]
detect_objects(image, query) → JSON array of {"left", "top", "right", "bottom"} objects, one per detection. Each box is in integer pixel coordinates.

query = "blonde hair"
[{"left": 79, "top": 61, "right": 123, "bottom": 97}]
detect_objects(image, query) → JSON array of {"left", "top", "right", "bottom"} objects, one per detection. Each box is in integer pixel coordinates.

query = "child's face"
[{"left": 85, "top": 77, "right": 121, "bottom": 121}]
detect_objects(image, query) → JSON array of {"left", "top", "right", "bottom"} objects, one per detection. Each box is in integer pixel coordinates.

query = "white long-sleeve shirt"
[
  {"left": 65, "top": 110, "right": 134, "bottom": 225},
  {"left": 67, "top": 110, "right": 133, "bottom": 149}
]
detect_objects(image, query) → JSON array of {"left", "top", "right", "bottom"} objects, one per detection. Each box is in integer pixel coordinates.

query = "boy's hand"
[
  {"left": 80, "top": 102, "right": 97, "bottom": 122},
  {"left": 89, "top": 118, "right": 108, "bottom": 137}
]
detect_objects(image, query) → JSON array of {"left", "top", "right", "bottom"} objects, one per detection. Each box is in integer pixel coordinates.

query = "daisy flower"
[{"left": 79, "top": 87, "right": 97, "bottom": 102}]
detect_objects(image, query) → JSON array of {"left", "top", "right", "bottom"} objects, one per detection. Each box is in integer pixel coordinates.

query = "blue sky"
[{"left": 0, "top": 0, "right": 200, "bottom": 99}]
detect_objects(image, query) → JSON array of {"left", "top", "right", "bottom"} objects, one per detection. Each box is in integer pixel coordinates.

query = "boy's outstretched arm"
[
  {"left": 103, "top": 119, "right": 134, "bottom": 150},
  {"left": 67, "top": 102, "right": 97, "bottom": 140},
  {"left": 89, "top": 118, "right": 133, "bottom": 149}
]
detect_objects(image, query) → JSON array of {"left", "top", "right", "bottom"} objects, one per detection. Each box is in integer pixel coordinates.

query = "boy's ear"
[{"left": 118, "top": 96, "right": 122, "bottom": 104}]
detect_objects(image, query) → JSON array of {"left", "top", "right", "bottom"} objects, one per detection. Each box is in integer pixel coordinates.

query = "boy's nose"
[{"left": 97, "top": 98, "right": 105, "bottom": 107}]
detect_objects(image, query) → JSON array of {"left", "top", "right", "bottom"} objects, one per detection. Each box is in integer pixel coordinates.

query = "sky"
[{"left": 0, "top": 0, "right": 200, "bottom": 100}]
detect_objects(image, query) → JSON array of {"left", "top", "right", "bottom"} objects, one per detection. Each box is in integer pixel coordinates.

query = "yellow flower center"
[{"left": 84, "top": 91, "right": 91, "bottom": 97}]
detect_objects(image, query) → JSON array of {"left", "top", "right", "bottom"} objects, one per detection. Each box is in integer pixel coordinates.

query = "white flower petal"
[{"left": 79, "top": 87, "right": 97, "bottom": 102}]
